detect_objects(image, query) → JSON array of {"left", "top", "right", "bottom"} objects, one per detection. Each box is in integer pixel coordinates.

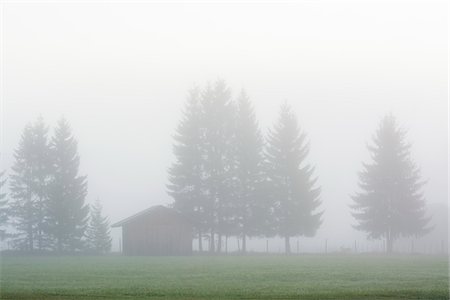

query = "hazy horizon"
[{"left": 2, "top": 1, "right": 447, "bottom": 252}]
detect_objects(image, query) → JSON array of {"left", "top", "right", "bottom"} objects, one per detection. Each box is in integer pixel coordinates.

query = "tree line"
[
  {"left": 0, "top": 117, "right": 111, "bottom": 254},
  {"left": 168, "top": 80, "right": 430, "bottom": 254},
  {"left": 0, "top": 80, "right": 431, "bottom": 255},
  {"left": 168, "top": 81, "right": 322, "bottom": 254}
]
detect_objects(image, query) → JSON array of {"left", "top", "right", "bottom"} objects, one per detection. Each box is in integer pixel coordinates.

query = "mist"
[
  {"left": 3, "top": 1, "right": 447, "bottom": 255},
  {"left": 1, "top": 1, "right": 448, "bottom": 299}
]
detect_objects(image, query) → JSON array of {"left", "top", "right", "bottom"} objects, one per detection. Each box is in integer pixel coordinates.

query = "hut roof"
[{"left": 111, "top": 205, "right": 187, "bottom": 228}]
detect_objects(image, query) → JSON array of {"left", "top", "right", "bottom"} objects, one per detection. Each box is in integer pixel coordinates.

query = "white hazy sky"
[{"left": 1, "top": 1, "right": 448, "bottom": 250}]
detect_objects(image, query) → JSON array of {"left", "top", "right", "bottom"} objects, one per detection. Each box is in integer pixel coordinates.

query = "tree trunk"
[
  {"left": 225, "top": 235, "right": 228, "bottom": 254},
  {"left": 386, "top": 237, "right": 393, "bottom": 254},
  {"left": 198, "top": 230, "right": 203, "bottom": 252},
  {"left": 28, "top": 226, "right": 33, "bottom": 252},
  {"left": 285, "top": 236, "right": 291, "bottom": 255},
  {"left": 38, "top": 228, "right": 43, "bottom": 251},
  {"left": 210, "top": 231, "right": 215, "bottom": 253},
  {"left": 58, "top": 237, "right": 63, "bottom": 253},
  {"left": 217, "top": 233, "right": 222, "bottom": 253},
  {"left": 37, "top": 195, "right": 43, "bottom": 251},
  {"left": 386, "top": 230, "right": 393, "bottom": 254}
]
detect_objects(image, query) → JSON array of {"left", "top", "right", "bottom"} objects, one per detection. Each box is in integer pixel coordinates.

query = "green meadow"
[{"left": 0, "top": 255, "right": 448, "bottom": 299}]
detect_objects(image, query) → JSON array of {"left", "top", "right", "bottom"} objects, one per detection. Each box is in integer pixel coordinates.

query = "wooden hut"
[{"left": 112, "top": 205, "right": 193, "bottom": 256}]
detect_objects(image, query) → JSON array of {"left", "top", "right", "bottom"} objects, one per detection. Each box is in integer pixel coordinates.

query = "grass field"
[{"left": 0, "top": 254, "right": 448, "bottom": 299}]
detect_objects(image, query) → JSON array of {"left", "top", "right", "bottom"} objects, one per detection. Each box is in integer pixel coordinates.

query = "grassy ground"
[{"left": 0, "top": 254, "right": 448, "bottom": 299}]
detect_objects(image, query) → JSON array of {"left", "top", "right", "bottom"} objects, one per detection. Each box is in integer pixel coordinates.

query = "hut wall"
[{"left": 122, "top": 210, "right": 192, "bottom": 255}]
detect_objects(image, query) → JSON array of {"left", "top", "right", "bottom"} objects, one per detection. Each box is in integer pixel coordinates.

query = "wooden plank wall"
[{"left": 122, "top": 211, "right": 192, "bottom": 255}]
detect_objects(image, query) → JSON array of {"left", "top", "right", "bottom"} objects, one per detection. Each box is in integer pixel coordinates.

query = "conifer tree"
[
  {"left": 0, "top": 171, "right": 9, "bottom": 230},
  {"left": 265, "top": 103, "right": 322, "bottom": 254},
  {"left": 86, "top": 199, "right": 111, "bottom": 254},
  {"left": 168, "top": 87, "right": 207, "bottom": 251},
  {"left": 169, "top": 80, "right": 238, "bottom": 253},
  {"left": 47, "top": 118, "right": 89, "bottom": 252},
  {"left": 200, "top": 80, "right": 236, "bottom": 252},
  {"left": 32, "top": 117, "right": 53, "bottom": 249},
  {"left": 9, "top": 123, "right": 35, "bottom": 251},
  {"left": 9, "top": 117, "right": 52, "bottom": 251},
  {"left": 234, "top": 90, "right": 265, "bottom": 253},
  {"left": 351, "top": 114, "right": 430, "bottom": 253}
]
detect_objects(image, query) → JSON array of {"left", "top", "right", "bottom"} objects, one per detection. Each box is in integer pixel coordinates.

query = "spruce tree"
[
  {"left": 0, "top": 171, "right": 9, "bottom": 233},
  {"left": 169, "top": 80, "right": 237, "bottom": 253},
  {"left": 168, "top": 87, "right": 207, "bottom": 251},
  {"left": 47, "top": 118, "right": 89, "bottom": 252},
  {"left": 9, "top": 117, "right": 52, "bottom": 251},
  {"left": 86, "top": 199, "right": 111, "bottom": 254},
  {"left": 32, "top": 117, "right": 53, "bottom": 249},
  {"left": 200, "top": 80, "right": 236, "bottom": 252},
  {"left": 234, "top": 90, "right": 265, "bottom": 253},
  {"left": 9, "top": 123, "right": 34, "bottom": 251},
  {"left": 351, "top": 114, "right": 430, "bottom": 253},
  {"left": 265, "top": 103, "right": 322, "bottom": 254}
]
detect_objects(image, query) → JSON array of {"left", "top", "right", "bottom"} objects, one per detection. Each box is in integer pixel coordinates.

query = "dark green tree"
[
  {"left": 168, "top": 80, "right": 238, "bottom": 253},
  {"left": 351, "top": 114, "right": 430, "bottom": 253},
  {"left": 200, "top": 80, "right": 236, "bottom": 252},
  {"left": 47, "top": 118, "right": 89, "bottom": 252},
  {"left": 0, "top": 171, "right": 9, "bottom": 236},
  {"left": 265, "top": 103, "right": 322, "bottom": 254},
  {"left": 233, "top": 90, "right": 266, "bottom": 253},
  {"left": 86, "top": 199, "right": 112, "bottom": 254},
  {"left": 9, "top": 123, "right": 35, "bottom": 251},
  {"left": 168, "top": 87, "right": 208, "bottom": 251},
  {"left": 9, "top": 117, "right": 52, "bottom": 251}
]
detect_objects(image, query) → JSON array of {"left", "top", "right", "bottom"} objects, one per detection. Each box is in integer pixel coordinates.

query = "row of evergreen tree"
[
  {"left": 1, "top": 80, "right": 429, "bottom": 255},
  {"left": 168, "top": 81, "right": 322, "bottom": 253},
  {"left": 0, "top": 117, "right": 111, "bottom": 254},
  {"left": 168, "top": 80, "right": 429, "bottom": 254}
]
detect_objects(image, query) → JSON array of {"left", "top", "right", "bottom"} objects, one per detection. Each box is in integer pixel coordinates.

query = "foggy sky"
[{"left": 1, "top": 1, "right": 448, "bottom": 251}]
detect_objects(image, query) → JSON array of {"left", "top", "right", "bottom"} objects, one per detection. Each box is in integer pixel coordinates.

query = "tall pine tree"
[
  {"left": 0, "top": 171, "right": 9, "bottom": 236},
  {"left": 168, "top": 87, "right": 208, "bottom": 251},
  {"left": 351, "top": 114, "right": 430, "bottom": 253},
  {"left": 9, "top": 117, "right": 52, "bottom": 251},
  {"left": 86, "top": 198, "right": 112, "bottom": 254},
  {"left": 47, "top": 118, "right": 89, "bottom": 252},
  {"left": 32, "top": 117, "right": 53, "bottom": 249},
  {"left": 265, "top": 103, "right": 322, "bottom": 254},
  {"left": 200, "top": 80, "right": 236, "bottom": 252},
  {"left": 168, "top": 80, "right": 239, "bottom": 253},
  {"left": 234, "top": 90, "right": 266, "bottom": 253}
]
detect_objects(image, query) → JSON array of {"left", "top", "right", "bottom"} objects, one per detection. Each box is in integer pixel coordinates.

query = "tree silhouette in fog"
[
  {"left": 233, "top": 90, "right": 266, "bottom": 253},
  {"left": 0, "top": 171, "right": 9, "bottom": 229},
  {"left": 351, "top": 114, "right": 430, "bottom": 253},
  {"left": 46, "top": 118, "right": 89, "bottom": 252},
  {"left": 200, "top": 81, "right": 237, "bottom": 252},
  {"left": 169, "top": 83, "right": 323, "bottom": 253},
  {"left": 9, "top": 117, "right": 52, "bottom": 251},
  {"left": 7, "top": 117, "right": 105, "bottom": 253},
  {"left": 168, "top": 86, "right": 208, "bottom": 251},
  {"left": 86, "top": 198, "right": 112, "bottom": 254},
  {"left": 170, "top": 82, "right": 237, "bottom": 252},
  {"left": 265, "top": 103, "right": 322, "bottom": 254},
  {"left": 169, "top": 81, "right": 268, "bottom": 253}
]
